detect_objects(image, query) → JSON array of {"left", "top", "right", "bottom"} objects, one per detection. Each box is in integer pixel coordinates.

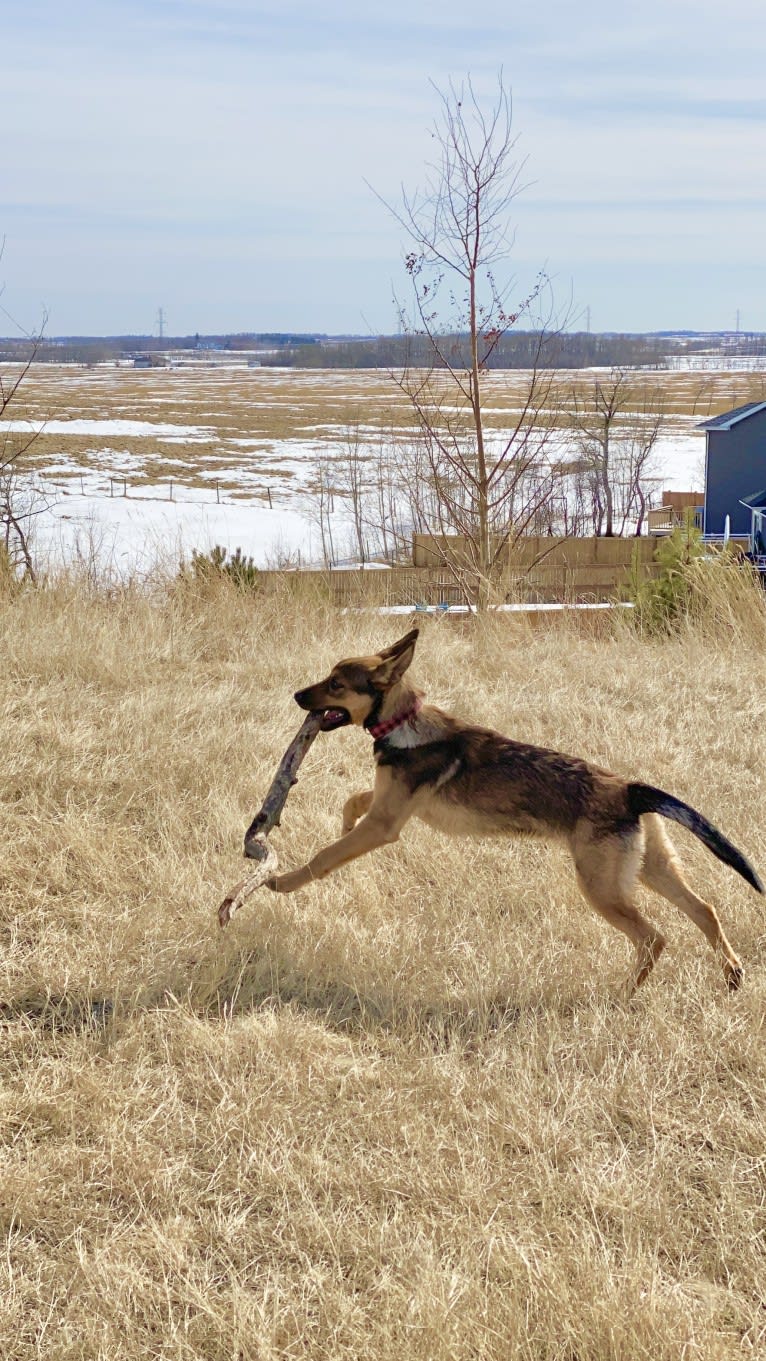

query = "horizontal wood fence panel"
[
  {"left": 411, "top": 533, "right": 656, "bottom": 570},
  {"left": 259, "top": 559, "right": 656, "bottom": 606}
]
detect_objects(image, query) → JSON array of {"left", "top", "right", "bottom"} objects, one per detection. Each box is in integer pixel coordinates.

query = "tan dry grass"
[
  {"left": 1, "top": 581, "right": 765, "bottom": 1359},
  {"left": 5, "top": 362, "right": 766, "bottom": 500}
]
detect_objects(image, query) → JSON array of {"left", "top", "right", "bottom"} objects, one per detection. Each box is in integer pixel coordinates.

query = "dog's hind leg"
[
  {"left": 573, "top": 826, "right": 667, "bottom": 994},
  {"left": 342, "top": 789, "right": 374, "bottom": 834},
  {"left": 639, "top": 813, "right": 743, "bottom": 990}
]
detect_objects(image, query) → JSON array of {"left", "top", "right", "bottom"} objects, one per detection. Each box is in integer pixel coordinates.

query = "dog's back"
[{"left": 377, "top": 706, "right": 631, "bottom": 841}]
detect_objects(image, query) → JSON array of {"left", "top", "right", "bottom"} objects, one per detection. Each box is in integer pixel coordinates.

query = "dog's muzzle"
[
  {"left": 315, "top": 707, "right": 351, "bottom": 732},
  {"left": 294, "top": 688, "right": 351, "bottom": 732}
]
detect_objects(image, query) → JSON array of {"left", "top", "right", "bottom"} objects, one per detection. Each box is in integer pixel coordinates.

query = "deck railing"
[{"left": 647, "top": 506, "right": 703, "bottom": 535}]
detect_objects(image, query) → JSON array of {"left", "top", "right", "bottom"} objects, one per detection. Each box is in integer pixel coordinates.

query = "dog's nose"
[{"left": 294, "top": 688, "right": 310, "bottom": 708}]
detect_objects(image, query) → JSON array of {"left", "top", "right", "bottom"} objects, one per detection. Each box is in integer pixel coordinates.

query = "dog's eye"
[{"left": 328, "top": 677, "right": 343, "bottom": 694}]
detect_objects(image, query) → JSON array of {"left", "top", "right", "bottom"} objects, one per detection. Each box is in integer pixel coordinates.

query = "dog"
[{"left": 266, "top": 628, "right": 762, "bottom": 992}]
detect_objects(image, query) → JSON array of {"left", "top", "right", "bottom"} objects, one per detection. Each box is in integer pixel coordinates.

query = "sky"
[{"left": 1, "top": 0, "right": 764, "bottom": 337}]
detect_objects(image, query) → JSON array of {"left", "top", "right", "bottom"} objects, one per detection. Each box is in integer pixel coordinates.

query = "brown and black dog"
[{"left": 266, "top": 628, "right": 762, "bottom": 992}]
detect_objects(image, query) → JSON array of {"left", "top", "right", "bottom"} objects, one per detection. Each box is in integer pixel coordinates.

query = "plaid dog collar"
[{"left": 368, "top": 697, "right": 423, "bottom": 741}]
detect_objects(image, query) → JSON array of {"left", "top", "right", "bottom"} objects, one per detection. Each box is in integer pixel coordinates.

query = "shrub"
[
  {"left": 625, "top": 519, "right": 766, "bottom": 644},
  {"left": 182, "top": 545, "right": 261, "bottom": 592},
  {"left": 624, "top": 520, "right": 705, "bottom": 633}
]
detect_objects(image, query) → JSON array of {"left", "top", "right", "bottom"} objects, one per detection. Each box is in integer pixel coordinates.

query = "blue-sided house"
[
  {"left": 740, "top": 488, "right": 766, "bottom": 556},
  {"left": 699, "top": 401, "right": 766, "bottom": 540}
]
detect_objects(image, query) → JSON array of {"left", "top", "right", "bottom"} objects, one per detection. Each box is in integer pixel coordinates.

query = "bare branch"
[{"left": 218, "top": 713, "right": 323, "bottom": 926}]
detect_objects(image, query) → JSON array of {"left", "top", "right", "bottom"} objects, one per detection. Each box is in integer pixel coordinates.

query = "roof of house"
[
  {"left": 697, "top": 401, "right": 766, "bottom": 432},
  {"left": 739, "top": 488, "right": 766, "bottom": 509}
]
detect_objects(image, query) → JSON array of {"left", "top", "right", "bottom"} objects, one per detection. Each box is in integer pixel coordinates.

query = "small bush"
[
  {"left": 624, "top": 521, "right": 705, "bottom": 633},
  {"left": 182, "top": 544, "right": 261, "bottom": 592},
  {"left": 625, "top": 519, "right": 766, "bottom": 644}
]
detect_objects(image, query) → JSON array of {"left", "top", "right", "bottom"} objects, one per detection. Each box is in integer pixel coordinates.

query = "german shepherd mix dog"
[{"left": 267, "top": 629, "right": 762, "bottom": 993}]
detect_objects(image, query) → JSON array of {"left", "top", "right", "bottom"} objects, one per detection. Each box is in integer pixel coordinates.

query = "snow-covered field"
[
  {"left": 0, "top": 363, "right": 746, "bottom": 575},
  {"left": 32, "top": 483, "right": 314, "bottom": 575},
  {"left": 26, "top": 430, "right": 704, "bottom": 576}
]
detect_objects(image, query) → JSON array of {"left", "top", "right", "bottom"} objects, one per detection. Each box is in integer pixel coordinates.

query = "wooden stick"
[
  {"left": 218, "top": 712, "right": 323, "bottom": 927},
  {"left": 242, "top": 711, "right": 324, "bottom": 850},
  {"left": 217, "top": 840, "right": 279, "bottom": 928}
]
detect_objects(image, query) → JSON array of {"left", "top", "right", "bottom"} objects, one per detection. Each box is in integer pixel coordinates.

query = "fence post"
[
  {"left": 267, "top": 487, "right": 272, "bottom": 509},
  {"left": 169, "top": 480, "right": 173, "bottom": 501}
]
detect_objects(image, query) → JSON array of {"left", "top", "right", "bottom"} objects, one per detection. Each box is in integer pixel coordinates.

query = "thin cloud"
[{"left": 2, "top": 0, "right": 764, "bottom": 332}]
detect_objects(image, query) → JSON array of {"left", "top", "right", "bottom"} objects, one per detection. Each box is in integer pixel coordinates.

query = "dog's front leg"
[
  {"left": 267, "top": 808, "right": 401, "bottom": 894},
  {"left": 341, "top": 789, "right": 374, "bottom": 834}
]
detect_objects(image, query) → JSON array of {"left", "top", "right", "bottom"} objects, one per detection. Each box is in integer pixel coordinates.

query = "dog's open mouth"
[{"left": 314, "top": 707, "right": 351, "bottom": 732}]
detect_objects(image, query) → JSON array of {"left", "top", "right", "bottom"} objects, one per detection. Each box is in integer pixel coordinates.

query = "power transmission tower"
[{"left": 156, "top": 307, "right": 165, "bottom": 339}]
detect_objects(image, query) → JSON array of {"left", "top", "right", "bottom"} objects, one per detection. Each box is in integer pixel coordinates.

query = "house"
[
  {"left": 698, "top": 401, "right": 766, "bottom": 538},
  {"left": 132, "top": 354, "right": 169, "bottom": 369},
  {"left": 740, "top": 489, "right": 766, "bottom": 555}
]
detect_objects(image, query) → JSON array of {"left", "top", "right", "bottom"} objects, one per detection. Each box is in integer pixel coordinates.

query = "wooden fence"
[
  {"left": 411, "top": 532, "right": 656, "bottom": 571},
  {"left": 259, "top": 549, "right": 660, "bottom": 608}
]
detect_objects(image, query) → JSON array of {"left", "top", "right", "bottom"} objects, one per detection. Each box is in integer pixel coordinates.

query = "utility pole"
[{"left": 585, "top": 305, "right": 591, "bottom": 334}]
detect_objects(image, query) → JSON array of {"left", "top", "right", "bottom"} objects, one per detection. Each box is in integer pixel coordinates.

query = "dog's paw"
[
  {"left": 266, "top": 871, "right": 303, "bottom": 893},
  {"left": 725, "top": 962, "right": 744, "bottom": 992}
]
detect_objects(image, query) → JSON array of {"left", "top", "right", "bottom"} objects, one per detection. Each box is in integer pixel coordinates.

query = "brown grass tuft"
[{"left": 1, "top": 581, "right": 765, "bottom": 1358}]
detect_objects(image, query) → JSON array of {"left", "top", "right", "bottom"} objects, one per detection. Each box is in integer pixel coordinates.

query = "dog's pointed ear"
[
  {"left": 372, "top": 628, "right": 419, "bottom": 687},
  {"left": 379, "top": 628, "right": 419, "bottom": 661}
]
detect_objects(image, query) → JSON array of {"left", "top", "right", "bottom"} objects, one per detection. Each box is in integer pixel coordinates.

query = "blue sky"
[{"left": 2, "top": 0, "right": 764, "bottom": 336}]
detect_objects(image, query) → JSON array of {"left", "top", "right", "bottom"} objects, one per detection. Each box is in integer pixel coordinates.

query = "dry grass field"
[
  {"left": 2, "top": 575, "right": 766, "bottom": 1359},
  {"left": 5, "top": 361, "right": 766, "bottom": 501}
]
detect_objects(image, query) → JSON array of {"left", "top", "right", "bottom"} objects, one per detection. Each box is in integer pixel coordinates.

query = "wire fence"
[{"left": 22, "top": 474, "right": 277, "bottom": 509}]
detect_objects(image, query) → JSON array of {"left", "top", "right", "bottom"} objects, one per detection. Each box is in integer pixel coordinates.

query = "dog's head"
[{"left": 294, "top": 628, "right": 419, "bottom": 732}]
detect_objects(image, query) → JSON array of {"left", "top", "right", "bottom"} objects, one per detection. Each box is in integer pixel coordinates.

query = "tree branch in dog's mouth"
[
  {"left": 218, "top": 711, "right": 323, "bottom": 927},
  {"left": 314, "top": 707, "right": 351, "bottom": 732}
]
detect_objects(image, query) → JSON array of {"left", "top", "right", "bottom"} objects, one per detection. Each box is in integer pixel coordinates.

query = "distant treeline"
[
  {"left": 0, "top": 332, "right": 323, "bottom": 365},
  {"left": 1, "top": 329, "right": 764, "bottom": 369},
  {"left": 264, "top": 329, "right": 766, "bottom": 370},
  {"left": 273, "top": 331, "right": 674, "bottom": 370}
]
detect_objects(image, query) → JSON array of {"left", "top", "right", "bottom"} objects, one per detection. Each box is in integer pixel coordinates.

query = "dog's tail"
[{"left": 628, "top": 783, "right": 764, "bottom": 894}]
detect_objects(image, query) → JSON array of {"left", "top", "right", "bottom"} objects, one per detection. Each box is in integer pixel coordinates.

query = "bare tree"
[
  {"left": 362, "top": 424, "right": 416, "bottom": 565},
  {"left": 0, "top": 278, "right": 48, "bottom": 580},
  {"left": 373, "top": 73, "right": 567, "bottom": 607},
  {"left": 619, "top": 397, "right": 665, "bottom": 536},
  {"left": 369, "top": 429, "right": 407, "bottom": 562},
  {"left": 569, "top": 370, "right": 625, "bottom": 537},
  {"left": 569, "top": 369, "right": 665, "bottom": 537},
  {"left": 335, "top": 418, "right": 370, "bottom": 564},
  {"left": 301, "top": 419, "right": 416, "bottom": 568},
  {"left": 304, "top": 464, "right": 337, "bottom": 567}
]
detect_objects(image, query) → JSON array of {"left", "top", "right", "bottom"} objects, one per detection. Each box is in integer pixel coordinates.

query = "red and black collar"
[{"left": 367, "top": 696, "right": 422, "bottom": 741}]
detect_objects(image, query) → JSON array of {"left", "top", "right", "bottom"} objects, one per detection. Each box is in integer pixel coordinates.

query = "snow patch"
[{"left": 0, "top": 419, "right": 214, "bottom": 439}]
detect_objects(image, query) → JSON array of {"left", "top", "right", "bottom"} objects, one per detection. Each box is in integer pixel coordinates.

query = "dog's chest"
[
  {"left": 414, "top": 794, "right": 497, "bottom": 837},
  {"left": 384, "top": 715, "right": 443, "bottom": 749}
]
